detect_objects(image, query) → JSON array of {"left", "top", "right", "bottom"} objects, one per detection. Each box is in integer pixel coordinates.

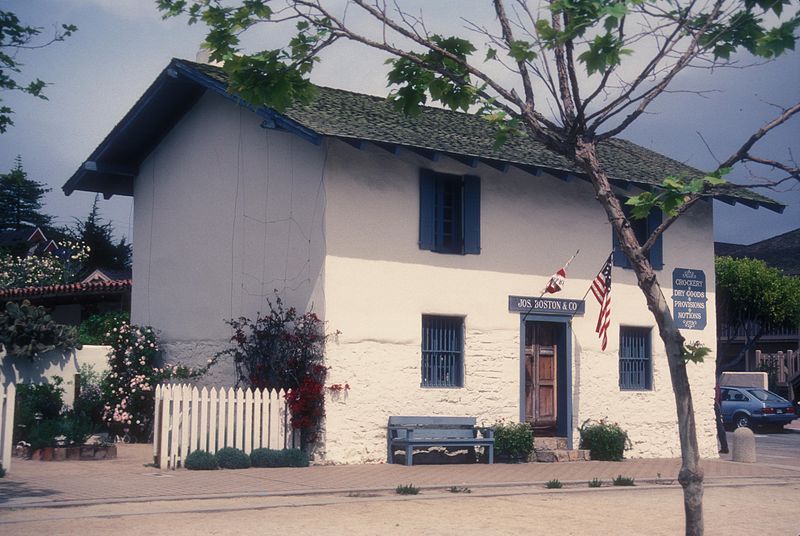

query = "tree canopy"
[
  {"left": 67, "top": 195, "right": 132, "bottom": 274},
  {"left": 0, "top": 156, "right": 51, "bottom": 232},
  {"left": 0, "top": 9, "right": 76, "bottom": 134},
  {"left": 716, "top": 255, "right": 800, "bottom": 372}
]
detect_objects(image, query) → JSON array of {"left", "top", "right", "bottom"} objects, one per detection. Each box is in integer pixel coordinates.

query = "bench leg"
[
  {"left": 406, "top": 445, "right": 413, "bottom": 467},
  {"left": 488, "top": 445, "right": 494, "bottom": 464}
]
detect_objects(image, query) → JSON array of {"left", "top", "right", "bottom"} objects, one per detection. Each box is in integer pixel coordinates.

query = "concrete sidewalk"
[{"left": 2, "top": 438, "right": 798, "bottom": 510}]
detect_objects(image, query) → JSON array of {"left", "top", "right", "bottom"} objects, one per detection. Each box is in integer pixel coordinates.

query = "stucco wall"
[
  {"left": 321, "top": 141, "right": 718, "bottom": 463},
  {"left": 131, "top": 91, "right": 327, "bottom": 384},
  {"left": 1, "top": 345, "right": 111, "bottom": 406}
]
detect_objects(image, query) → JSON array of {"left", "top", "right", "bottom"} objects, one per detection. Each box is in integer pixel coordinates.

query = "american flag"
[{"left": 591, "top": 254, "right": 613, "bottom": 351}]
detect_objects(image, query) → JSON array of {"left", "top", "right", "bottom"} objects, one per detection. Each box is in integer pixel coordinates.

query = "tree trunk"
[{"left": 575, "top": 139, "right": 704, "bottom": 536}]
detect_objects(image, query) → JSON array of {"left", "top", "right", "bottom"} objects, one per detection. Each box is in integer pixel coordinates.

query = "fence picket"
[
  {"left": 225, "top": 387, "right": 235, "bottom": 448},
  {"left": 199, "top": 387, "right": 209, "bottom": 452},
  {"left": 208, "top": 387, "right": 218, "bottom": 453},
  {"left": 234, "top": 388, "right": 245, "bottom": 450},
  {"left": 158, "top": 385, "right": 171, "bottom": 469},
  {"left": 244, "top": 388, "right": 254, "bottom": 453},
  {"left": 1, "top": 384, "right": 15, "bottom": 473},
  {"left": 190, "top": 386, "right": 200, "bottom": 453},
  {"left": 253, "top": 389, "right": 265, "bottom": 450},
  {"left": 153, "top": 384, "right": 161, "bottom": 463}
]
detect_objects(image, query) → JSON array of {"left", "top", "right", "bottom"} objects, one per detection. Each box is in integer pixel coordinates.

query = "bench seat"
[{"left": 388, "top": 416, "right": 494, "bottom": 466}]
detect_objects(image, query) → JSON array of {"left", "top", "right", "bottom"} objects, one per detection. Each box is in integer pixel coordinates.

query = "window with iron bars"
[
  {"left": 619, "top": 327, "right": 652, "bottom": 390},
  {"left": 421, "top": 315, "right": 464, "bottom": 388}
]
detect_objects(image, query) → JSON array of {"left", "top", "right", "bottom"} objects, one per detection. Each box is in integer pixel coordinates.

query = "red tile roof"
[{"left": 0, "top": 279, "right": 132, "bottom": 300}]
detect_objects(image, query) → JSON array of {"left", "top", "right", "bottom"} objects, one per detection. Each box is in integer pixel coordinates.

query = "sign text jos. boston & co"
[{"left": 508, "top": 295, "right": 585, "bottom": 316}]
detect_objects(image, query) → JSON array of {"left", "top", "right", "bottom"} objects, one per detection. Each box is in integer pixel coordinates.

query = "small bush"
[
  {"left": 492, "top": 420, "right": 534, "bottom": 460},
  {"left": 250, "top": 448, "right": 310, "bottom": 468},
  {"left": 14, "top": 379, "right": 65, "bottom": 443},
  {"left": 281, "top": 448, "right": 309, "bottom": 467},
  {"left": 250, "top": 448, "right": 284, "bottom": 467},
  {"left": 0, "top": 300, "right": 81, "bottom": 359},
  {"left": 578, "top": 419, "right": 631, "bottom": 461},
  {"left": 185, "top": 450, "right": 218, "bottom": 470},
  {"left": 545, "top": 479, "right": 563, "bottom": 489},
  {"left": 612, "top": 475, "right": 635, "bottom": 486},
  {"left": 78, "top": 312, "right": 130, "bottom": 345},
  {"left": 588, "top": 478, "right": 603, "bottom": 488},
  {"left": 215, "top": 447, "right": 250, "bottom": 469},
  {"left": 448, "top": 486, "right": 471, "bottom": 494},
  {"left": 395, "top": 484, "right": 420, "bottom": 495}
]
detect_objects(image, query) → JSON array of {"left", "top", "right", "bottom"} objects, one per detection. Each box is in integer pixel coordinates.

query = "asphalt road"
[{"left": 753, "top": 428, "right": 800, "bottom": 467}]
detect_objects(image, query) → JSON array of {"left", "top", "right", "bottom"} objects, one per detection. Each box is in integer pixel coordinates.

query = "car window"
[
  {"left": 746, "top": 389, "right": 787, "bottom": 403},
  {"left": 720, "top": 389, "right": 731, "bottom": 401}
]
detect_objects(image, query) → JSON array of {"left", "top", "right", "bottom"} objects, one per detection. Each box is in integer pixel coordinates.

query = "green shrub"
[
  {"left": 0, "top": 300, "right": 81, "bottom": 359},
  {"left": 250, "top": 448, "right": 284, "bottom": 467},
  {"left": 215, "top": 447, "right": 250, "bottom": 469},
  {"left": 281, "top": 448, "right": 309, "bottom": 467},
  {"left": 250, "top": 448, "right": 310, "bottom": 468},
  {"left": 578, "top": 419, "right": 631, "bottom": 461},
  {"left": 26, "top": 419, "right": 62, "bottom": 450},
  {"left": 14, "top": 379, "right": 65, "bottom": 443},
  {"left": 612, "top": 475, "right": 635, "bottom": 486},
  {"left": 545, "top": 479, "right": 563, "bottom": 489},
  {"left": 185, "top": 450, "right": 218, "bottom": 470},
  {"left": 395, "top": 484, "right": 420, "bottom": 495},
  {"left": 78, "top": 312, "right": 130, "bottom": 345},
  {"left": 588, "top": 478, "right": 603, "bottom": 488},
  {"left": 60, "top": 413, "right": 93, "bottom": 446},
  {"left": 73, "top": 365, "right": 106, "bottom": 428},
  {"left": 492, "top": 420, "right": 534, "bottom": 460}
]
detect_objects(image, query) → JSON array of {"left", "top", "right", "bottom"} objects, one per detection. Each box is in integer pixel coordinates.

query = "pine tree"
[
  {"left": 0, "top": 156, "right": 52, "bottom": 232},
  {"left": 68, "top": 195, "right": 131, "bottom": 273}
]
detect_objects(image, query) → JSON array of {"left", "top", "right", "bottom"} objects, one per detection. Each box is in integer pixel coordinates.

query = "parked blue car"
[{"left": 720, "top": 386, "right": 797, "bottom": 429}]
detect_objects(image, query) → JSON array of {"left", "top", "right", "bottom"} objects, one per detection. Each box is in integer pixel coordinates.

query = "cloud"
[{"left": 63, "top": 0, "right": 170, "bottom": 22}]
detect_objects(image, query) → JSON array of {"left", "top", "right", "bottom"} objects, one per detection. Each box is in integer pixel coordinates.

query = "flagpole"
[
  {"left": 538, "top": 249, "right": 580, "bottom": 298},
  {"left": 581, "top": 251, "right": 614, "bottom": 302}
]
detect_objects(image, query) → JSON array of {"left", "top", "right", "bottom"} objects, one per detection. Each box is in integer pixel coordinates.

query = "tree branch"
[{"left": 717, "top": 102, "right": 800, "bottom": 176}]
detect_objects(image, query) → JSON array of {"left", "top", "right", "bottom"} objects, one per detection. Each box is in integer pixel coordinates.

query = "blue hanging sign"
[
  {"left": 672, "top": 268, "right": 707, "bottom": 330},
  {"left": 508, "top": 295, "right": 585, "bottom": 316}
]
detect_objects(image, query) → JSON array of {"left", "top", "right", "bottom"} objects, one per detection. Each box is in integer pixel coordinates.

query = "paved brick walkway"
[{"left": 2, "top": 440, "right": 798, "bottom": 509}]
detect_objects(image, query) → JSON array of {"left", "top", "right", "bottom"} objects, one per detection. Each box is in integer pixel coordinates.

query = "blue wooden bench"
[{"left": 387, "top": 416, "right": 494, "bottom": 466}]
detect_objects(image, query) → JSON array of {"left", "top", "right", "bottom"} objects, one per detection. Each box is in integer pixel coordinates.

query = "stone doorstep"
[
  {"left": 535, "top": 449, "right": 591, "bottom": 463},
  {"left": 533, "top": 437, "right": 568, "bottom": 450}
]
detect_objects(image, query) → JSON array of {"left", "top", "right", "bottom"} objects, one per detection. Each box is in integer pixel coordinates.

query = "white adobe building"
[{"left": 63, "top": 59, "right": 783, "bottom": 464}]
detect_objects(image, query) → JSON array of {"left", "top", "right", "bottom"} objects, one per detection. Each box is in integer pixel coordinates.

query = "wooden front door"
[{"left": 525, "top": 322, "right": 557, "bottom": 431}]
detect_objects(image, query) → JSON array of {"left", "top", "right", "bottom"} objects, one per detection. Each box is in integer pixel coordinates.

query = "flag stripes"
[{"left": 592, "top": 254, "right": 613, "bottom": 351}]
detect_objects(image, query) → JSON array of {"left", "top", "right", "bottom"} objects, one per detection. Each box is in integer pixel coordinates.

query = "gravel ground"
[{"left": 1, "top": 480, "right": 797, "bottom": 535}]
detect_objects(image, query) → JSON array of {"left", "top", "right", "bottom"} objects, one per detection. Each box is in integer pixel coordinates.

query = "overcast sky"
[{"left": 2, "top": 0, "right": 798, "bottom": 246}]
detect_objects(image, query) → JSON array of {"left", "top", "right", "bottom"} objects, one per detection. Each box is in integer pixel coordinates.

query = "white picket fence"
[
  {"left": 0, "top": 384, "right": 15, "bottom": 473},
  {"left": 153, "top": 384, "right": 297, "bottom": 469}
]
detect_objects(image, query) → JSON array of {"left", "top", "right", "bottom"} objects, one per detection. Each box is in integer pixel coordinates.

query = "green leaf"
[
  {"left": 485, "top": 47, "right": 497, "bottom": 61},
  {"left": 508, "top": 40, "right": 537, "bottom": 62},
  {"left": 682, "top": 341, "right": 711, "bottom": 364}
]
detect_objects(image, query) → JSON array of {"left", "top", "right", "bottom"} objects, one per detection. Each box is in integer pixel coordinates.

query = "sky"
[{"left": 2, "top": 0, "right": 798, "bottom": 246}]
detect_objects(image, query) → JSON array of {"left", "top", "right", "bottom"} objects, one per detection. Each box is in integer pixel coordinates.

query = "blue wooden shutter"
[
  {"left": 612, "top": 228, "right": 628, "bottom": 267},
  {"left": 647, "top": 208, "right": 663, "bottom": 270},
  {"left": 463, "top": 175, "right": 480, "bottom": 254},
  {"left": 419, "top": 169, "right": 435, "bottom": 251}
]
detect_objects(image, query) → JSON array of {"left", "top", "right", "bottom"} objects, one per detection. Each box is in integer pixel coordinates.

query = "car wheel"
[{"left": 734, "top": 413, "right": 751, "bottom": 429}]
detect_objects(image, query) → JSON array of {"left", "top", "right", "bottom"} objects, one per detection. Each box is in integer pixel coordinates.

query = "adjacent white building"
[{"left": 64, "top": 58, "right": 783, "bottom": 464}]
